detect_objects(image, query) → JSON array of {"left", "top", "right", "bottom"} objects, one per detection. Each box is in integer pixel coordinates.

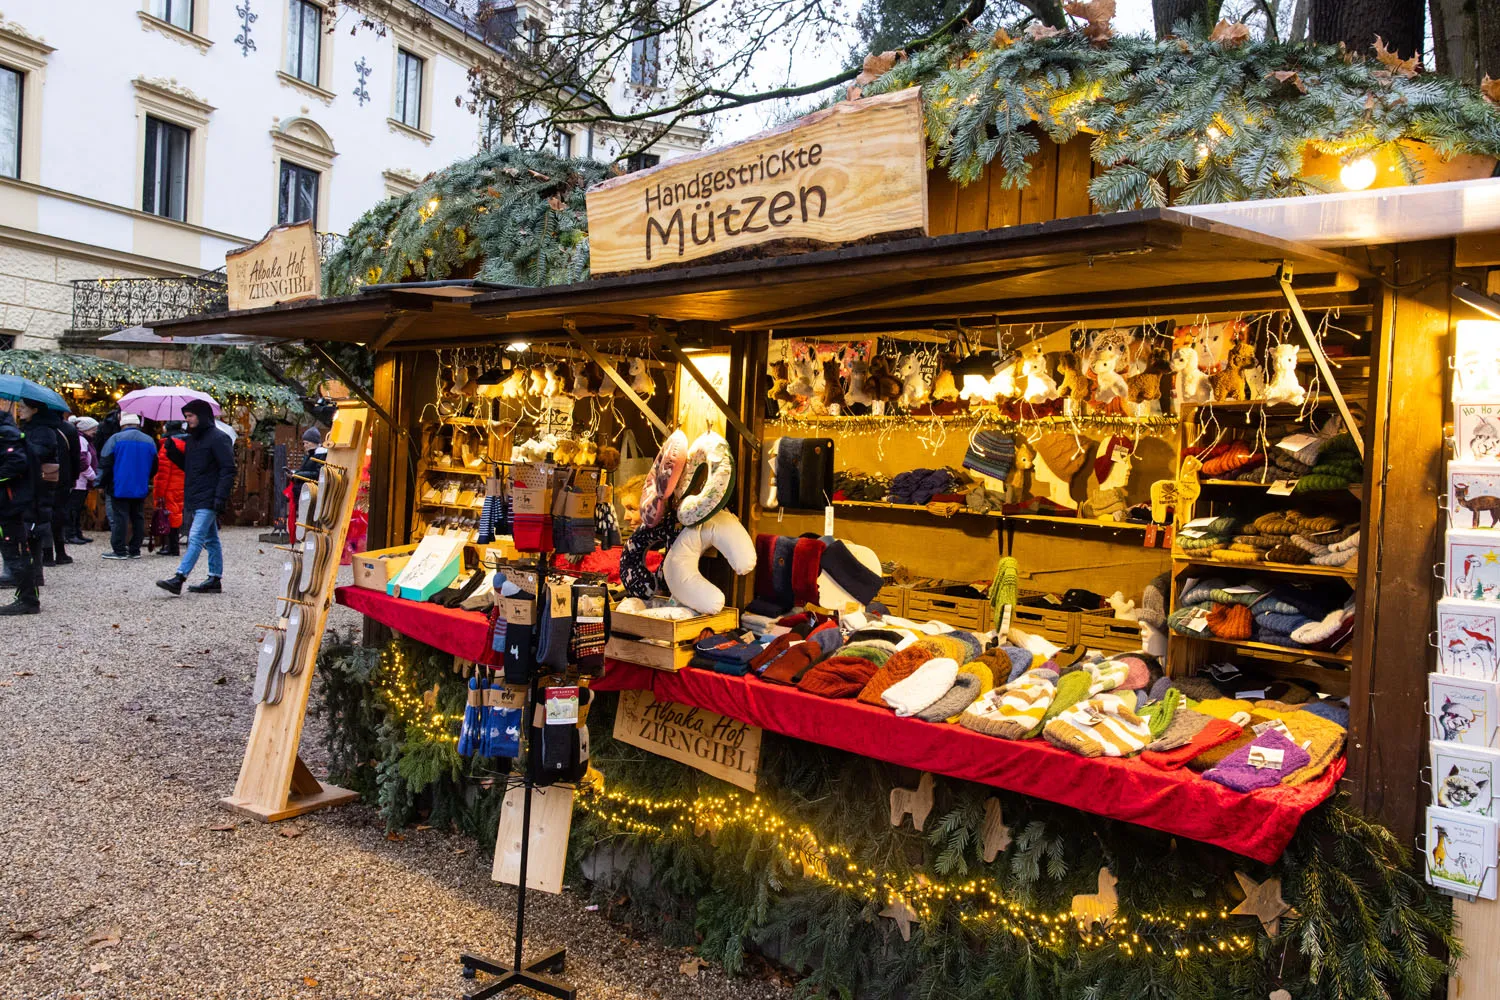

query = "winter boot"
[
  {"left": 156, "top": 573, "right": 186, "bottom": 596},
  {"left": 0, "top": 596, "right": 40, "bottom": 615},
  {"left": 188, "top": 576, "right": 222, "bottom": 594}
]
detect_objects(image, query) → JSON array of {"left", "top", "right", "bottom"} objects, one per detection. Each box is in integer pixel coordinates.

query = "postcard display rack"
[
  {"left": 1428, "top": 327, "right": 1500, "bottom": 900},
  {"left": 222, "top": 404, "right": 371, "bottom": 821}
]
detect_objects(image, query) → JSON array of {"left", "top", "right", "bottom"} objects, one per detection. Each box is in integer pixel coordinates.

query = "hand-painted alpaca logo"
[
  {"left": 1472, "top": 418, "right": 1500, "bottom": 460},
  {"left": 1440, "top": 766, "right": 1491, "bottom": 811},
  {"left": 1440, "top": 697, "right": 1478, "bottom": 741}
]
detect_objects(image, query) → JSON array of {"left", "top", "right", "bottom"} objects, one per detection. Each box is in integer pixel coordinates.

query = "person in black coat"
[
  {"left": 156, "top": 398, "right": 235, "bottom": 595},
  {"left": 41, "top": 411, "right": 80, "bottom": 565},
  {"left": 0, "top": 404, "right": 39, "bottom": 614},
  {"left": 14, "top": 397, "right": 60, "bottom": 605}
]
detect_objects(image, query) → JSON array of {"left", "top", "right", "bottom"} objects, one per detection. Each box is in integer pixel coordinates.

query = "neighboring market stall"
[{"left": 150, "top": 89, "right": 1500, "bottom": 999}]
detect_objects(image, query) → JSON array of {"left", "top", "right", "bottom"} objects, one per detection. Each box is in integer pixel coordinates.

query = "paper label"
[
  {"left": 1248, "top": 746, "right": 1285, "bottom": 770},
  {"left": 441, "top": 483, "right": 461, "bottom": 505},
  {"left": 1253, "top": 718, "right": 1293, "bottom": 739},
  {"left": 545, "top": 686, "right": 580, "bottom": 724},
  {"left": 575, "top": 590, "right": 605, "bottom": 623},
  {"left": 494, "top": 684, "right": 528, "bottom": 710},
  {"left": 1187, "top": 614, "right": 1209, "bottom": 632},
  {"left": 550, "top": 580, "right": 573, "bottom": 618},
  {"left": 1267, "top": 479, "right": 1296, "bottom": 496},
  {"left": 1183, "top": 517, "right": 1218, "bottom": 530},
  {"left": 1179, "top": 528, "right": 1206, "bottom": 539},
  {"left": 824, "top": 505, "right": 835, "bottom": 537},
  {"left": 1221, "top": 584, "right": 1262, "bottom": 594},
  {"left": 1277, "top": 433, "right": 1318, "bottom": 452},
  {"left": 1236, "top": 688, "right": 1268, "bottom": 700}
]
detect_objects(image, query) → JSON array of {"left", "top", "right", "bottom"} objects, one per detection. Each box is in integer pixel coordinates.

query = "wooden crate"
[
  {"left": 350, "top": 544, "right": 417, "bottom": 591},
  {"left": 907, "top": 589, "right": 989, "bottom": 632},
  {"left": 875, "top": 585, "right": 907, "bottom": 617},
  {"left": 607, "top": 606, "right": 741, "bottom": 672},
  {"left": 1079, "top": 609, "right": 1144, "bottom": 654},
  {"left": 1011, "top": 590, "right": 1078, "bottom": 646}
]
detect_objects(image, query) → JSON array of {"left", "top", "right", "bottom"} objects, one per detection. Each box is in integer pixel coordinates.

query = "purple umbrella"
[{"left": 118, "top": 386, "right": 221, "bottom": 422}]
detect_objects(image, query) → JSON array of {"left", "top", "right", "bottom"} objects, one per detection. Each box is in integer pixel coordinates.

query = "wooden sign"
[
  {"left": 613, "top": 689, "right": 761, "bottom": 790},
  {"left": 585, "top": 88, "right": 928, "bottom": 275},
  {"left": 225, "top": 220, "right": 321, "bottom": 311},
  {"left": 492, "top": 784, "right": 574, "bottom": 894}
]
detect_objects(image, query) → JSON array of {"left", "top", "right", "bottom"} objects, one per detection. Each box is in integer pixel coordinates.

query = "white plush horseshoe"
[
  {"left": 662, "top": 508, "right": 757, "bottom": 616},
  {"left": 674, "top": 431, "right": 735, "bottom": 527}
]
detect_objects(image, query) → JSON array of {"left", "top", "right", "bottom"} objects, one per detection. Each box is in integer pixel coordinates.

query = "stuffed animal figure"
[
  {"left": 516, "top": 434, "right": 558, "bottom": 463},
  {"left": 1106, "top": 591, "right": 1138, "bottom": 620},
  {"left": 576, "top": 439, "right": 598, "bottom": 466},
  {"left": 628, "top": 358, "right": 655, "bottom": 397},
  {"left": 543, "top": 363, "right": 564, "bottom": 398},
  {"left": 820, "top": 357, "right": 847, "bottom": 414},
  {"left": 500, "top": 366, "right": 527, "bottom": 399},
  {"left": 1170, "top": 346, "right": 1211, "bottom": 412},
  {"left": 866, "top": 356, "right": 902, "bottom": 403},
  {"left": 931, "top": 352, "right": 960, "bottom": 402},
  {"left": 587, "top": 361, "right": 614, "bottom": 397},
  {"left": 1019, "top": 343, "right": 1060, "bottom": 404},
  {"left": 1089, "top": 346, "right": 1130, "bottom": 411},
  {"left": 597, "top": 444, "right": 621, "bottom": 471},
  {"left": 569, "top": 360, "right": 593, "bottom": 399},
  {"left": 528, "top": 364, "right": 548, "bottom": 397},
  {"left": 1263, "top": 342, "right": 1305, "bottom": 406},
  {"left": 845, "top": 355, "right": 874, "bottom": 412},
  {"left": 553, "top": 438, "right": 580, "bottom": 464},
  {"left": 1121, "top": 341, "right": 1162, "bottom": 416},
  {"left": 807, "top": 355, "right": 830, "bottom": 414},
  {"left": 1055, "top": 354, "right": 1089, "bottom": 412},
  {"left": 456, "top": 366, "right": 480, "bottom": 396},
  {"left": 896, "top": 353, "right": 930, "bottom": 411},
  {"left": 986, "top": 355, "right": 1023, "bottom": 402},
  {"left": 1210, "top": 340, "right": 1258, "bottom": 402},
  {"left": 1006, "top": 437, "right": 1035, "bottom": 503},
  {"left": 787, "top": 350, "right": 819, "bottom": 398},
  {"left": 767, "top": 360, "right": 795, "bottom": 414}
]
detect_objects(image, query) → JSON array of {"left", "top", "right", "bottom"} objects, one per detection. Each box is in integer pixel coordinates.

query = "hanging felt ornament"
[{"left": 569, "top": 360, "right": 593, "bottom": 399}]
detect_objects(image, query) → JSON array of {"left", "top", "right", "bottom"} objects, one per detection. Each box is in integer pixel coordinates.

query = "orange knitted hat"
[{"left": 1206, "top": 602, "right": 1252, "bottom": 640}]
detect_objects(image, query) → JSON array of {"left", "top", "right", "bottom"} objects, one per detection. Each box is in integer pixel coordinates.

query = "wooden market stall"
[{"left": 150, "top": 96, "right": 1500, "bottom": 997}]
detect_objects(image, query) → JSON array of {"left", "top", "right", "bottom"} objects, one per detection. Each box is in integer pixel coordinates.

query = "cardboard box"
[
  {"left": 389, "top": 533, "right": 467, "bottom": 601},
  {"left": 351, "top": 544, "right": 417, "bottom": 591}
]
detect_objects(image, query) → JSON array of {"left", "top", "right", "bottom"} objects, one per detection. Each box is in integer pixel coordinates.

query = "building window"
[
  {"left": 286, "top": 0, "right": 322, "bottom": 86},
  {"left": 0, "top": 67, "right": 19, "bottom": 180},
  {"left": 143, "top": 115, "right": 190, "bottom": 221},
  {"left": 553, "top": 129, "right": 572, "bottom": 159},
  {"left": 626, "top": 151, "right": 659, "bottom": 173},
  {"left": 0, "top": 332, "right": 14, "bottom": 350},
  {"left": 522, "top": 16, "right": 543, "bottom": 55},
  {"left": 152, "top": 0, "right": 193, "bottom": 30},
  {"left": 629, "top": 22, "right": 659, "bottom": 87},
  {"left": 395, "top": 48, "right": 423, "bottom": 129},
  {"left": 278, "top": 161, "right": 319, "bottom": 224}
]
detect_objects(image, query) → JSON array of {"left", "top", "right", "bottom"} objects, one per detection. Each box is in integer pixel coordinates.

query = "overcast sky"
[{"left": 711, "top": 0, "right": 1157, "bottom": 145}]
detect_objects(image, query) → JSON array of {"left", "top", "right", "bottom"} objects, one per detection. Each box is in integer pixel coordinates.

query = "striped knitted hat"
[
  {"left": 1043, "top": 692, "right": 1150, "bottom": 758},
  {"left": 959, "top": 667, "right": 1058, "bottom": 739}
]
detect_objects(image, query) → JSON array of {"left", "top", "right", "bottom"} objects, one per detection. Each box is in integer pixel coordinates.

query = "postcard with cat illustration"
[
  {"left": 1431, "top": 742, "right": 1500, "bottom": 816},
  {"left": 1437, "top": 598, "right": 1500, "bottom": 680},
  {"left": 1425, "top": 805, "right": 1498, "bottom": 899},
  {"left": 1430, "top": 674, "right": 1500, "bottom": 747},
  {"left": 1455, "top": 403, "right": 1500, "bottom": 464}
]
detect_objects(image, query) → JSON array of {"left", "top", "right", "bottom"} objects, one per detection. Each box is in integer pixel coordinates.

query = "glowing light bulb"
[
  {"left": 1339, "top": 157, "right": 1377, "bottom": 191},
  {"left": 427, "top": 198, "right": 440, "bottom": 212}
]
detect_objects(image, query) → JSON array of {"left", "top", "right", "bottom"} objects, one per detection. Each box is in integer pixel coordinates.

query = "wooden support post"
[
  {"left": 1278, "top": 262, "right": 1365, "bottom": 458},
  {"left": 220, "top": 404, "right": 372, "bottom": 822},
  {"left": 563, "top": 318, "right": 670, "bottom": 437}
]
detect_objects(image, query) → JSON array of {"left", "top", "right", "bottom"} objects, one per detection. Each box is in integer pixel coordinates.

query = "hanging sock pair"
[
  {"left": 596, "top": 500, "right": 621, "bottom": 549},
  {"left": 535, "top": 583, "right": 575, "bottom": 671},
  {"left": 569, "top": 583, "right": 611, "bottom": 676},
  {"left": 458, "top": 677, "right": 484, "bottom": 757}
]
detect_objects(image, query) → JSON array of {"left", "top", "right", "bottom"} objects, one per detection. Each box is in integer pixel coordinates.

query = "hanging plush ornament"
[
  {"left": 930, "top": 351, "right": 960, "bottom": 402},
  {"left": 786, "top": 349, "right": 818, "bottom": 398},
  {"left": 1019, "top": 343, "right": 1060, "bottom": 403},
  {"left": 628, "top": 357, "right": 655, "bottom": 397},
  {"left": 542, "top": 362, "right": 563, "bottom": 398},
  {"left": 569, "top": 360, "right": 594, "bottom": 399},
  {"left": 500, "top": 365, "right": 527, "bottom": 399},
  {"left": 1089, "top": 345, "right": 1130, "bottom": 413},
  {"left": 1170, "top": 345, "right": 1212, "bottom": 412},
  {"left": 1262, "top": 342, "right": 1306, "bottom": 406},
  {"left": 1054, "top": 353, "right": 1089, "bottom": 413},
  {"left": 819, "top": 356, "right": 846, "bottom": 415},
  {"left": 767, "top": 359, "right": 795, "bottom": 415},
  {"left": 895, "top": 353, "right": 930, "bottom": 411},
  {"left": 588, "top": 361, "right": 614, "bottom": 397},
  {"left": 528, "top": 364, "right": 548, "bottom": 396},
  {"left": 844, "top": 352, "right": 874, "bottom": 413}
]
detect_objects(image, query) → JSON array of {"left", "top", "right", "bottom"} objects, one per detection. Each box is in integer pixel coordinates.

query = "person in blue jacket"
[
  {"left": 98, "top": 413, "right": 157, "bottom": 560},
  {"left": 157, "top": 398, "right": 235, "bottom": 595}
]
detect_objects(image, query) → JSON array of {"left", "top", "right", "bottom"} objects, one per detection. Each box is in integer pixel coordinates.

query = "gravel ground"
[{"left": 0, "top": 528, "right": 792, "bottom": 1000}]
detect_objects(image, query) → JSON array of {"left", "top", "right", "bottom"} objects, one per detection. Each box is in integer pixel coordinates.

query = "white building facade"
[{"left": 0, "top": 0, "right": 705, "bottom": 350}]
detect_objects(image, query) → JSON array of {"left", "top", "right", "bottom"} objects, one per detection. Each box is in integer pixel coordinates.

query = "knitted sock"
[
  {"left": 1204, "top": 730, "right": 1312, "bottom": 792},
  {"left": 477, "top": 494, "right": 499, "bottom": 545},
  {"left": 1187, "top": 720, "right": 1261, "bottom": 771},
  {"left": 883, "top": 657, "right": 960, "bottom": 716},
  {"left": 1140, "top": 716, "right": 1243, "bottom": 770},
  {"left": 959, "top": 667, "right": 1058, "bottom": 739},
  {"left": 535, "top": 595, "right": 573, "bottom": 670},
  {"left": 504, "top": 621, "right": 536, "bottom": 685},
  {"left": 1043, "top": 693, "right": 1150, "bottom": 757}
]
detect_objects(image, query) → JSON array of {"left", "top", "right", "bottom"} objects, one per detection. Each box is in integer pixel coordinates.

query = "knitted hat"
[
  {"left": 1170, "top": 675, "right": 1218, "bottom": 701},
  {"left": 1264, "top": 543, "right": 1312, "bottom": 565},
  {"left": 1043, "top": 692, "right": 1150, "bottom": 757},
  {"left": 1255, "top": 610, "right": 1313, "bottom": 636},
  {"left": 882, "top": 657, "right": 960, "bottom": 716},
  {"left": 1138, "top": 572, "right": 1169, "bottom": 631},
  {"left": 1144, "top": 675, "right": 1175, "bottom": 705},
  {"left": 75, "top": 416, "right": 99, "bottom": 434},
  {"left": 1113, "top": 655, "right": 1153, "bottom": 691},
  {"left": 1206, "top": 603, "right": 1252, "bottom": 640},
  {"left": 1200, "top": 440, "right": 1259, "bottom": 477},
  {"left": 302, "top": 426, "right": 323, "bottom": 444},
  {"left": 1092, "top": 435, "right": 1135, "bottom": 483},
  {"left": 1180, "top": 578, "right": 1229, "bottom": 605},
  {"left": 1186, "top": 715, "right": 1265, "bottom": 771},
  {"left": 1141, "top": 714, "right": 1244, "bottom": 770},
  {"left": 120, "top": 412, "right": 142, "bottom": 427},
  {"left": 1143, "top": 707, "right": 1211, "bottom": 752},
  {"left": 1262, "top": 679, "right": 1315, "bottom": 705},
  {"left": 915, "top": 667, "right": 986, "bottom": 723},
  {"left": 1195, "top": 697, "right": 1256, "bottom": 720},
  {"left": 1039, "top": 664, "right": 1104, "bottom": 726},
  {"left": 757, "top": 625, "right": 843, "bottom": 685},
  {"left": 1033, "top": 432, "right": 1088, "bottom": 480},
  {"left": 818, "top": 539, "right": 884, "bottom": 609},
  {"left": 959, "top": 667, "right": 1058, "bottom": 739},
  {"left": 1211, "top": 548, "right": 1263, "bottom": 564},
  {"left": 858, "top": 641, "right": 938, "bottom": 706},
  {"left": 991, "top": 645, "right": 1035, "bottom": 682},
  {"left": 1204, "top": 730, "right": 1312, "bottom": 792},
  {"left": 798, "top": 643, "right": 894, "bottom": 698},
  {"left": 1278, "top": 709, "right": 1347, "bottom": 785},
  {"left": 1291, "top": 605, "right": 1354, "bottom": 649}
]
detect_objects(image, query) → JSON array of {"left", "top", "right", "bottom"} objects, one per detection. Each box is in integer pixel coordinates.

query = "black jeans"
[
  {"left": 0, "top": 516, "right": 36, "bottom": 604},
  {"left": 49, "top": 494, "right": 68, "bottom": 560},
  {"left": 108, "top": 496, "right": 146, "bottom": 556},
  {"left": 66, "top": 488, "right": 88, "bottom": 538}
]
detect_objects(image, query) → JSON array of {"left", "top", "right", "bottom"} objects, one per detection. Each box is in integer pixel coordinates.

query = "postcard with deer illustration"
[
  {"left": 1431, "top": 742, "right": 1500, "bottom": 816},
  {"left": 1437, "top": 598, "right": 1500, "bottom": 680},
  {"left": 1425, "top": 805, "right": 1498, "bottom": 899},
  {"left": 1450, "top": 464, "right": 1500, "bottom": 530},
  {"left": 1430, "top": 673, "right": 1499, "bottom": 748},
  {"left": 1446, "top": 530, "right": 1500, "bottom": 603},
  {"left": 1455, "top": 403, "right": 1500, "bottom": 463}
]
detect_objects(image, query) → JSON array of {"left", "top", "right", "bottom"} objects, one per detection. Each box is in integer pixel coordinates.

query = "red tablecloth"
[{"left": 335, "top": 586, "right": 1341, "bottom": 863}]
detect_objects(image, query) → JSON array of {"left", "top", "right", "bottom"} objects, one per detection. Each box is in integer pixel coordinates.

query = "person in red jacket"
[{"left": 154, "top": 426, "right": 186, "bottom": 558}]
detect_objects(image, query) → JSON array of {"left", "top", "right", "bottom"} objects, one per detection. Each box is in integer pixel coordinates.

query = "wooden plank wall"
[{"left": 929, "top": 134, "right": 1096, "bottom": 235}]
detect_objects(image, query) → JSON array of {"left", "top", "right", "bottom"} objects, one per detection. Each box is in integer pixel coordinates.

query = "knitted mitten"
[
  {"left": 1043, "top": 693, "right": 1150, "bottom": 757},
  {"left": 959, "top": 667, "right": 1058, "bottom": 739},
  {"left": 1204, "top": 730, "right": 1312, "bottom": 792},
  {"left": 1140, "top": 715, "right": 1244, "bottom": 770}
]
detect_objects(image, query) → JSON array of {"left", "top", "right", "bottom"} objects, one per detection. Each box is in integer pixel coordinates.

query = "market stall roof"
[
  {"left": 151, "top": 208, "right": 1370, "bottom": 349},
  {"left": 1178, "top": 176, "right": 1500, "bottom": 248}
]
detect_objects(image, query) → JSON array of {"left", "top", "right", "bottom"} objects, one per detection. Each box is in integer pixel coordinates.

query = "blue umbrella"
[{"left": 0, "top": 374, "right": 71, "bottom": 414}]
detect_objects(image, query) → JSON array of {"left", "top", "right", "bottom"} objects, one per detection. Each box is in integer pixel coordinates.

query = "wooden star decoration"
[
  {"left": 879, "top": 897, "right": 919, "bottom": 942},
  {"left": 981, "top": 798, "right": 1012, "bottom": 862},
  {"left": 1231, "top": 872, "right": 1290, "bottom": 936}
]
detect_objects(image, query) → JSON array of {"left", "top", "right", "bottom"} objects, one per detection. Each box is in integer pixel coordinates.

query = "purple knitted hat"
[{"left": 1203, "top": 730, "right": 1311, "bottom": 793}]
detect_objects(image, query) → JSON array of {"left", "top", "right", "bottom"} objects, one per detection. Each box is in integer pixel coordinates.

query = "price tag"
[
  {"left": 1221, "top": 584, "right": 1262, "bottom": 594},
  {"left": 1247, "top": 746, "right": 1286, "bottom": 770},
  {"left": 1183, "top": 516, "right": 1218, "bottom": 530},
  {"left": 1267, "top": 479, "right": 1297, "bottom": 496},
  {"left": 545, "top": 686, "right": 580, "bottom": 725},
  {"left": 550, "top": 579, "right": 572, "bottom": 618},
  {"left": 575, "top": 589, "right": 605, "bottom": 623},
  {"left": 824, "top": 504, "right": 835, "bottom": 537},
  {"left": 1178, "top": 528, "right": 1206, "bottom": 538},
  {"left": 1186, "top": 613, "right": 1209, "bottom": 632},
  {"left": 1253, "top": 718, "right": 1293, "bottom": 738},
  {"left": 1235, "top": 688, "right": 1267, "bottom": 700},
  {"left": 1277, "top": 433, "right": 1318, "bottom": 452}
]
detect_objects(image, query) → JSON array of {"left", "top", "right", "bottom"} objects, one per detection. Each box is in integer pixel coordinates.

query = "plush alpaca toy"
[
  {"left": 767, "top": 360, "right": 795, "bottom": 414},
  {"left": 585, "top": 361, "right": 614, "bottom": 397},
  {"left": 576, "top": 439, "right": 598, "bottom": 466},
  {"left": 569, "top": 360, "right": 593, "bottom": 399},
  {"left": 787, "top": 350, "right": 818, "bottom": 398},
  {"left": 1005, "top": 437, "right": 1035, "bottom": 503},
  {"left": 986, "top": 355, "right": 1023, "bottom": 402},
  {"left": 1170, "top": 346, "right": 1211, "bottom": 412},
  {"left": 931, "top": 352, "right": 960, "bottom": 402},
  {"left": 845, "top": 354, "right": 874, "bottom": 412},
  {"left": 1055, "top": 354, "right": 1089, "bottom": 413},
  {"left": 597, "top": 444, "right": 621, "bottom": 471},
  {"left": 1210, "top": 340, "right": 1258, "bottom": 402},
  {"left": 553, "top": 438, "right": 579, "bottom": 464},
  {"left": 500, "top": 366, "right": 528, "bottom": 399},
  {"left": 1019, "top": 343, "right": 1060, "bottom": 404},
  {"left": 544, "top": 363, "right": 565, "bottom": 398},
  {"left": 866, "top": 356, "right": 902, "bottom": 416},
  {"left": 526, "top": 364, "right": 547, "bottom": 396},
  {"left": 1263, "top": 342, "right": 1306, "bottom": 406},
  {"left": 456, "top": 365, "right": 480, "bottom": 396},
  {"left": 628, "top": 358, "right": 655, "bottom": 397},
  {"left": 895, "top": 353, "right": 930, "bottom": 411},
  {"left": 1120, "top": 340, "right": 1162, "bottom": 416},
  {"left": 820, "top": 357, "right": 847, "bottom": 414},
  {"left": 1089, "top": 346, "right": 1130, "bottom": 412}
]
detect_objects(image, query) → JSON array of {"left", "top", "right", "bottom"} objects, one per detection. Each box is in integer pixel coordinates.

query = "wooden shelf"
[
  {"left": 831, "top": 500, "right": 1151, "bottom": 531},
  {"left": 1198, "top": 479, "right": 1361, "bottom": 496},
  {"left": 1173, "top": 555, "right": 1359, "bottom": 580},
  {"left": 1174, "top": 632, "right": 1354, "bottom": 666},
  {"left": 422, "top": 464, "right": 490, "bottom": 477},
  {"left": 1181, "top": 395, "right": 1362, "bottom": 414},
  {"left": 418, "top": 499, "right": 484, "bottom": 512}
]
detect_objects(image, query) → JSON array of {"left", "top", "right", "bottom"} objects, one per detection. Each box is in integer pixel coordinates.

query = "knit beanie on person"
[
  {"left": 1204, "top": 730, "right": 1313, "bottom": 793},
  {"left": 1277, "top": 710, "right": 1347, "bottom": 785},
  {"left": 882, "top": 657, "right": 961, "bottom": 717},
  {"left": 1140, "top": 715, "right": 1245, "bottom": 770},
  {"left": 916, "top": 662, "right": 992, "bottom": 723},
  {"left": 959, "top": 667, "right": 1059, "bottom": 739},
  {"left": 858, "top": 641, "right": 939, "bottom": 706},
  {"left": 302, "top": 426, "right": 323, "bottom": 444},
  {"left": 1043, "top": 692, "right": 1150, "bottom": 758}
]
